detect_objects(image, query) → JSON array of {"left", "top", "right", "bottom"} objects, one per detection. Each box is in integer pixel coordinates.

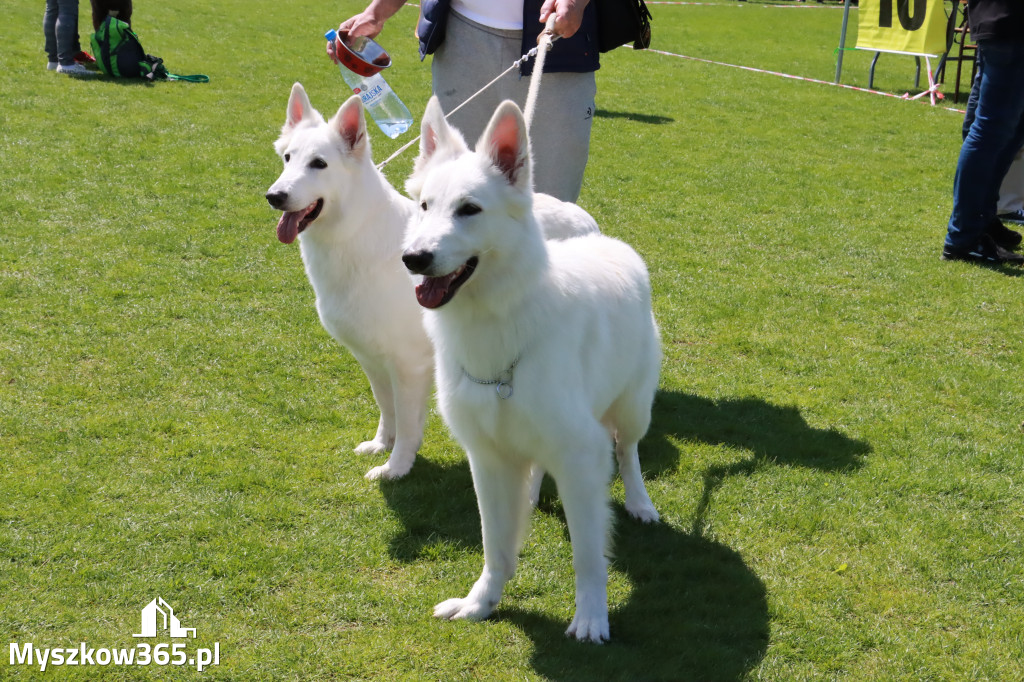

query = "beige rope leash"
[{"left": 523, "top": 15, "right": 558, "bottom": 130}]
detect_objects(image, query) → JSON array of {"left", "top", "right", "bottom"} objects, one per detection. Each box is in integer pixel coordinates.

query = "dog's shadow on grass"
[
  {"left": 379, "top": 390, "right": 869, "bottom": 681},
  {"left": 381, "top": 460, "right": 770, "bottom": 681},
  {"left": 380, "top": 457, "right": 481, "bottom": 561},
  {"left": 502, "top": 510, "right": 771, "bottom": 681},
  {"left": 647, "top": 391, "right": 871, "bottom": 536}
]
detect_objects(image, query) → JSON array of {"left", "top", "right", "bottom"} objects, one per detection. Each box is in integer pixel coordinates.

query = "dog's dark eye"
[
  {"left": 456, "top": 203, "right": 482, "bottom": 217},
  {"left": 309, "top": 158, "right": 328, "bottom": 169},
  {"left": 420, "top": 201, "right": 428, "bottom": 211},
  {"left": 284, "top": 153, "right": 291, "bottom": 162}
]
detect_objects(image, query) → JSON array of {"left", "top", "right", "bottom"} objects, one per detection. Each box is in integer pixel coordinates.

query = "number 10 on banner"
[
  {"left": 878, "top": 0, "right": 927, "bottom": 31},
  {"left": 855, "top": 0, "right": 946, "bottom": 56}
]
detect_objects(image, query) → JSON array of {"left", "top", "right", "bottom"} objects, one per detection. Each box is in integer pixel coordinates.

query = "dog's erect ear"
[
  {"left": 419, "top": 96, "right": 468, "bottom": 164},
  {"left": 478, "top": 100, "right": 530, "bottom": 190},
  {"left": 329, "top": 95, "right": 368, "bottom": 155},
  {"left": 420, "top": 96, "right": 445, "bottom": 162},
  {"left": 284, "top": 83, "right": 314, "bottom": 132},
  {"left": 406, "top": 96, "right": 469, "bottom": 197}
]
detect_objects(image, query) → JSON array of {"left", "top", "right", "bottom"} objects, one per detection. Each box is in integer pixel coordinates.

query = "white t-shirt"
[{"left": 450, "top": 0, "right": 524, "bottom": 30}]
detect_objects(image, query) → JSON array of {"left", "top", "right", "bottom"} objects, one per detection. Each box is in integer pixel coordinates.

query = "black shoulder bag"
[{"left": 595, "top": 0, "right": 653, "bottom": 53}]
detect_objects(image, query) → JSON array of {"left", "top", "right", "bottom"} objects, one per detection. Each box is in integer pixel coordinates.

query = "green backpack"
[{"left": 90, "top": 16, "right": 208, "bottom": 82}]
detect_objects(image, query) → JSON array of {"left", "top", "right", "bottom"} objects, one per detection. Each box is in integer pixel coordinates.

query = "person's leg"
[
  {"left": 44, "top": 0, "right": 59, "bottom": 66},
  {"left": 962, "top": 52, "right": 983, "bottom": 141},
  {"left": 55, "top": 0, "right": 80, "bottom": 66},
  {"left": 90, "top": 0, "right": 103, "bottom": 31},
  {"left": 431, "top": 12, "right": 594, "bottom": 202},
  {"left": 117, "top": 0, "right": 133, "bottom": 27},
  {"left": 72, "top": 10, "right": 82, "bottom": 55},
  {"left": 988, "top": 108, "right": 1024, "bottom": 216},
  {"left": 946, "top": 41, "right": 1024, "bottom": 250},
  {"left": 526, "top": 71, "right": 595, "bottom": 202},
  {"left": 997, "top": 147, "right": 1024, "bottom": 217},
  {"left": 431, "top": 12, "right": 512, "bottom": 148},
  {"left": 488, "top": 30, "right": 594, "bottom": 201}
]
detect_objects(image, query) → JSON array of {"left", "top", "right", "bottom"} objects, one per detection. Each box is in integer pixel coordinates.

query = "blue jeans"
[
  {"left": 961, "top": 53, "right": 982, "bottom": 141},
  {"left": 43, "top": 0, "right": 80, "bottom": 66},
  {"left": 946, "top": 40, "right": 1024, "bottom": 248}
]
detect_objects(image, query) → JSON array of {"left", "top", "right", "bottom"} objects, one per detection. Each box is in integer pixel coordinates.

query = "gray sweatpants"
[{"left": 431, "top": 11, "right": 597, "bottom": 203}]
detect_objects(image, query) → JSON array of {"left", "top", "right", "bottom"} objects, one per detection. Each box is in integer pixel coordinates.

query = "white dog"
[
  {"left": 266, "top": 83, "right": 433, "bottom": 480},
  {"left": 266, "top": 85, "right": 599, "bottom": 481},
  {"left": 402, "top": 100, "right": 661, "bottom": 642}
]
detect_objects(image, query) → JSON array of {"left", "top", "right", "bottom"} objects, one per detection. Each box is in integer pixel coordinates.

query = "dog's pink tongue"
[
  {"left": 415, "top": 274, "right": 456, "bottom": 309},
  {"left": 276, "top": 211, "right": 302, "bottom": 244}
]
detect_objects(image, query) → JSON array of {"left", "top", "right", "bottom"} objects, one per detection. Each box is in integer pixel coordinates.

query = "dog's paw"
[
  {"left": 364, "top": 460, "right": 411, "bottom": 481},
  {"left": 433, "top": 597, "right": 494, "bottom": 622},
  {"left": 565, "top": 612, "right": 610, "bottom": 643},
  {"left": 625, "top": 500, "right": 660, "bottom": 524},
  {"left": 354, "top": 439, "right": 390, "bottom": 456}
]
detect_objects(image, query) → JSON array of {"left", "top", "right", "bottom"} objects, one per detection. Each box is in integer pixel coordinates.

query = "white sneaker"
[
  {"left": 56, "top": 63, "right": 94, "bottom": 76},
  {"left": 47, "top": 61, "right": 58, "bottom": 71}
]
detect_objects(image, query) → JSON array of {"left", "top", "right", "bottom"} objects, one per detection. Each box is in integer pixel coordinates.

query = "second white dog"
[
  {"left": 402, "top": 100, "right": 662, "bottom": 642},
  {"left": 266, "top": 84, "right": 433, "bottom": 480}
]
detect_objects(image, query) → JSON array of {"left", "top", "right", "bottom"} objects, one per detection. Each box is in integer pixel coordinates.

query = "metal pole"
[{"left": 835, "top": 0, "right": 854, "bottom": 84}]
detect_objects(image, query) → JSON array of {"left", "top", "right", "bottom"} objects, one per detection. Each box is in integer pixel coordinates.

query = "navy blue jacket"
[{"left": 416, "top": 0, "right": 600, "bottom": 74}]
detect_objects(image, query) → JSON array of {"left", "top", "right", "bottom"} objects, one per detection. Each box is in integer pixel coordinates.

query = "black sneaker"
[
  {"left": 942, "top": 235, "right": 1024, "bottom": 265},
  {"left": 986, "top": 218, "right": 1023, "bottom": 249}
]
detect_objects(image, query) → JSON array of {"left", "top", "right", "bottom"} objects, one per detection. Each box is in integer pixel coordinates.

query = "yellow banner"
[{"left": 856, "top": 0, "right": 947, "bottom": 56}]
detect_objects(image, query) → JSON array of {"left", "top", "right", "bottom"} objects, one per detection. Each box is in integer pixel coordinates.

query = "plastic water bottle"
[{"left": 325, "top": 29, "right": 413, "bottom": 139}]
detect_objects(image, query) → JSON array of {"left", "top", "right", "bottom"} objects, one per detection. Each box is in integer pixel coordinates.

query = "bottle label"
[{"left": 352, "top": 82, "right": 386, "bottom": 108}]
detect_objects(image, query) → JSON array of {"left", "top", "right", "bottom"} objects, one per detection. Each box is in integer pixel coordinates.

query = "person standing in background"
[
  {"left": 44, "top": 0, "right": 94, "bottom": 75},
  {"left": 943, "top": 0, "right": 1024, "bottom": 265}
]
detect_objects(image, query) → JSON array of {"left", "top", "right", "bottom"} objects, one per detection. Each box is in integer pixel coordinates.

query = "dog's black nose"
[
  {"left": 266, "top": 191, "right": 289, "bottom": 210},
  {"left": 402, "top": 251, "right": 434, "bottom": 274}
]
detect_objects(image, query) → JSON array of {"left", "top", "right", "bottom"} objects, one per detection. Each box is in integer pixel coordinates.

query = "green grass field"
[{"left": 2, "top": 1, "right": 1021, "bottom": 680}]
